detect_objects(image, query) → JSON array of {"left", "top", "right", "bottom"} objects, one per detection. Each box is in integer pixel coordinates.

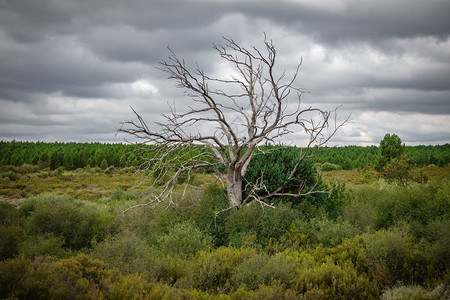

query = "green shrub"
[
  {"left": 191, "top": 184, "right": 230, "bottom": 247},
  {"left": 411, "top": 168, "right": 429, "bottom": 184},
  {"left": 0, "top": 254, "right": 111, "bottom": 299},
  {"left": 90, "top": 229, "right": 157, "bottom": 275},
  {"left": 231, "top": 251, "right": 296, "bottom": 290},
  {"left": 230, "top": 253, "right": 268, "bottom": 290},
  {"left": 109, "top": 187, "right": 138, "bottom": 202},
  {"left": 0, "top": 254, "right": 31, "bottom": 298},
  {"left": 0, "top": 225, "right": 26, "bottom": 260},
  {"left": 0, "top": 254, "right": 212, "bottom": 299},
  {"left": 193, "top": 247, "right": 255, "bottom": 292},
  {"left": 324, "top": 181, "right": 352, "bottom": 219},
  {"left": 0, "top": 202, "right": 22, "bottom": 226},
  {"left": 266, "top": 224, "right": 308, "bottom": 254},
  {"left": 382, "top": 155, "right": 411, "bottom": 184},
  {"left": 352, "top": 183, "right": 448, "bottom": 238},
  {"left": 244, "top": 147, "right": 327, "bottom": 207},
  {"left": 225, "top": 203, "right": 261, "bottom": 248},
  {"left": 362, "top": 227, "right": 432, "bottom": 286},
  {"left": 19, "top": 233, "right": 67, "bottom": 259},
  {"left": 226, "top": 202, "right": 296, "bottom": 248},
  {"left": 229, "top": 282, "right": 289, "bottom": 299},
  {"left": 18, "top": 164, "right": 40, "bottom": 174},
  {"left": 20, "top": 194, "right": 115, "bottom": 250},
  {"left": 426, "top": 219, "right": 450, "bottom": 274},
  {"left": 361, "top": 166, "right": 378, "bottom": 183},
  {"left": 292, "top": 259, "right": 379, "bottom": 299},
  {"left": 157, "top": 221, "right": 212, "bottom": 258},
  {"left": 123, "top": 203, "right": 188, "bottom": 247},
  {"left": 150, "top": 254, "right": 189, "bottom": 285},
  {"left": 321, "top": 162, "right": 342, "bottom": 171},
  {"left": 325, "top": 236, "right": 370, "bottom": 276},
  {"left": 294, "top": 215, "right": 362, "bottom": 248},
  {"left": 342, "top": 200, "right": 377, "bottom": 230},
  {"left": 256, "top": 203, "right": 297, "bottom": 247},
  {"left": 380, "top": 284, "right": 448, "bottom": 300}
]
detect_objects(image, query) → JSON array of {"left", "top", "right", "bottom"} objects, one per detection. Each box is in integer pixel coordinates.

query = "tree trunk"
[{"left": 226, "top": 171, "right": 243, "bottom": 209}]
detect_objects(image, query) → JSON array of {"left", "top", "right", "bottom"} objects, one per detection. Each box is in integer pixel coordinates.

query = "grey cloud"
[
  {"left": 240, "top": 0, "right": 450, "bottom": 44},
  {"left": 0, "top": 35, "right": 152, "bottom": 100},
  {"left": 0, "top": 0, "right": 228, "bottom": 44},
  {"left": 0, "top": 0, "right": 449, "bottom": 144}
]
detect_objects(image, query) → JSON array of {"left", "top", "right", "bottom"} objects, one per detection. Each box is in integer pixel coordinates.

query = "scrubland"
[{"left": 0, "top": 161, "right": 448, "bottom": 299}]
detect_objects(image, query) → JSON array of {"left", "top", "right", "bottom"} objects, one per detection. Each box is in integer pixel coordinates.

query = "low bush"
[
  {"left": 323, "top": 181, "right": 353, "bottom": 219},
  {"left": 426, "top": 219, "right": 450, "bottom": 274},
  {"left": 362, "top": 227, "right": 433, "bottom": 287},
  {"left": 382, "top": 155, "right": 411, "bottom": 184},
  {"left": 0, "top": 225, "right": 26, "bottom": 260},
  {"left": 18, "top": 164, "right": 40, "bottom": 174},
  {"left": 229, "top": 282, "right": 290, "bottom": 299},
  {"left": 20, "top": 194, "right": 116, "bottom": 250},
  {"left": 380, "top": 284, "right": 449, "bottom": 300},
  {"left": 292, "top": 259, "right": 379, "bottom": 299},
  {"left": 151, "top": 254, "right": 190, "bottom": 285},
  {"left": 266, "top": 224, "right": 308, "bottom": 254},
  {"left": 157, "top": 221, "right": 212, "bottom": 258},
  {"left": 342, "top": 200, "right": 377, "bottom": 230},
  {"left": 190, "top": 184, "right": 230, "bottom": 247},
  {"left": 352, "top": 183, "right": 448, "bottom": 238},
  {"left": 123, "top": 203, "right": 188, "bottom": 247},
  {"left": 411, "top": 167, "right": 429, "bottom": 183},
  {"left": 231, "top": 251, "right": 296, "bottom": 290},
  {"left": 19, "top": 233, "right": 68, "bottom": 259},
  {"left": 109, "top": 187, "right": 139, "bottom": 202},
  {"left": 0, "top": 254, "right": 111, "bottom": 299},
  {"left": 0, "top": 253, "right": 225, "bottom": 299},
  {"left": 90, "top": 229, "right": 157, "bottom": 275},
  {"left": 193, "top": 247, "right": 256, "bottom": 292},
  {"left": 0, "top": 201, "right": 22, "bottom": 226},
  {"left": 321, "top": 162, "right": 342, "bottom": 171},
  {"left": 226, "top": 202, "right": 296, "bottom": 248},
  {"left": 294, "top": 215, "right": 362, "bottom": 248}
]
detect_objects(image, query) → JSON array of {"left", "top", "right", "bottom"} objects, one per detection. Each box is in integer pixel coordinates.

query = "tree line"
[
  {"left": 0, "top": 141, "right": 448, "bottom": 171},
  {"left": 0, "top": 141, "right": 137, "bottom": 170},
  {"left": 313, "top": 144, "right": 449, "bottom": 169}
]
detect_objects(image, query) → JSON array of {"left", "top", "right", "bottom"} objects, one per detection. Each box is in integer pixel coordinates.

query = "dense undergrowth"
[{"left": 0, "top": 163, "right": 449, "bottom": 299}]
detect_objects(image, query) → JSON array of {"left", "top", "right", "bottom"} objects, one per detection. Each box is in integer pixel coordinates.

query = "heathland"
[{"left": 0, "top": 141, "right": 449, "bottom": 299}]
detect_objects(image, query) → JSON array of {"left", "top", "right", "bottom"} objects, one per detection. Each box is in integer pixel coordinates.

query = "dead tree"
[{"left": 118, "top": 36, "right": 347, "bottom": 212}]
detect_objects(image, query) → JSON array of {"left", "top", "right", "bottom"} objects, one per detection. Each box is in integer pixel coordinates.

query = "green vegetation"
[
  {"left": 1, "top": 141, "right": 449, "bottom": 171},
  {"left": 378, "top": 133, "right": 405, "bottom": 169},
  {"left": 313, "top": 144, "right": 449, "bottom": 169},
  {"left": 0, "top": 140, "right": 449, "bottom": 298},
  {"left": 245, "top": 147, "right": 326, "bottom": 207}
]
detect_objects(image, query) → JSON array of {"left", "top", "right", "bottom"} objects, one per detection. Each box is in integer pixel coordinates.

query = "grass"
[
  {"left": 0, "top": 167, "right": 149, "bottom": 203},
  {"left": 2, "top": 163, "right": 449, "bottom": 204},
  {"left": 321, "top": 164, "right": 450, "bottom": 186},
  {"left": 0, "top": 165, "right": 218, "bottom": 206}
]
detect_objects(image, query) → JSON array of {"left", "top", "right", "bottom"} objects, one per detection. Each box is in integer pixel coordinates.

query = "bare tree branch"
[{"left": 118, "top": 35, "right": 348, "bottom": 213}]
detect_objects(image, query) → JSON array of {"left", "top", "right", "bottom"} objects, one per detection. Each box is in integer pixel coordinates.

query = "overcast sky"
[{"left": 1, "top": 0, "right": 449, "bottom": 146}]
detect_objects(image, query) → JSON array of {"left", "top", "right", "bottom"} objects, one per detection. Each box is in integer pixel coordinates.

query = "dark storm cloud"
[
  {"left": 0, "top": 0, "right": 228, "bottom": 43},
  {"left": 0, "top": 32, "right": 152, "bottom": 99},
  {"left": 239, "top": 0, "right": 450, "bottom": 43},
  {"left": 0, "top": 0, "right": 449, "bottom": 144}
]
